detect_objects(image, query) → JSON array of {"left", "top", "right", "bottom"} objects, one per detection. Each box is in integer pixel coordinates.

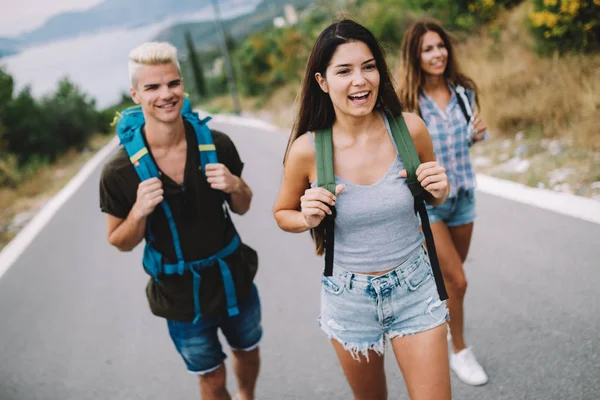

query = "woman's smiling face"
[
  {"left": 420, "top": 31, "right": 448, "bottom": 77},
  {"left": 316, "top": 41, "right": 380, "bottom": 119}
]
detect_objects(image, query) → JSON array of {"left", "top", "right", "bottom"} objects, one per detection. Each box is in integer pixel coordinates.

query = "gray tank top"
[{"left": 309, "top": 115, "right": 424, "bottom": 273}]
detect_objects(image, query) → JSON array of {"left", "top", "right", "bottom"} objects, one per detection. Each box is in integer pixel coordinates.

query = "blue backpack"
[{"left": 114, "top": 98, "right": 240, "bottom": 323}]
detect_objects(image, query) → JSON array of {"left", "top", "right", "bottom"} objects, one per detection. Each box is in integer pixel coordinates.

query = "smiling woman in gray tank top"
[{"left": 273, "top": 20, "right": 452, "bottom": 400}]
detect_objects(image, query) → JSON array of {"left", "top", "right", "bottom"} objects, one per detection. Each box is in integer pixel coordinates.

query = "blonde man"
[{"left": 100, "top": 42, "right": 262, "bottom": 400}]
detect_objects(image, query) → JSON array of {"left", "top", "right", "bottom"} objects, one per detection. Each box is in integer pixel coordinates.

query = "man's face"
[{"left": 130, "top": 63, "right": 184, "bottom": 125}]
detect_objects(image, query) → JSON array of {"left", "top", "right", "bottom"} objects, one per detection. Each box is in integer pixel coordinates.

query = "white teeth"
[{"left": 349, "top": 92, "right": 369, "bottom": 99}]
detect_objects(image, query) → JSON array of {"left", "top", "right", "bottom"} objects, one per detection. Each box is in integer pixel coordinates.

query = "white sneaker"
[{"left": 450, "top": 347, "right": 488, "bottom": 386}]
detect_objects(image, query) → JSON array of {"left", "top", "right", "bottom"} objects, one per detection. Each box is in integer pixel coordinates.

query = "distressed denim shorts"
[
  {"left": 319, "top": 246, "right": 448, "bottom": 360},
  {"left": 425, "top": 188, "right": 476, "bottom": 227},
  {"left": 167, "top": 284, "right": 262, "bottom": 375}
]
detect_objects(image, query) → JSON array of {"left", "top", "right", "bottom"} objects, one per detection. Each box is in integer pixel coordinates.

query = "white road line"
[
  {"left": 476, "top": 174, "right": 600, "bottom": 224},
  {"left": 0, "top": 136, "right": 120, "bottom": 280}
]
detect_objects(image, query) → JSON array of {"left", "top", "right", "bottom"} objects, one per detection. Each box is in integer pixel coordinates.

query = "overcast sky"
[{"left": 0, "top": 0, "right": 103, "bottom": 37}]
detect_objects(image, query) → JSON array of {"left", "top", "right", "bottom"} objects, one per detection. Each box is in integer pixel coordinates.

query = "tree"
[
  {"left": 184, "top": 30, "right": 207, "bottom": 98},
  {"left": 0, "top": 67, "right": 15, "bottom": 146}
]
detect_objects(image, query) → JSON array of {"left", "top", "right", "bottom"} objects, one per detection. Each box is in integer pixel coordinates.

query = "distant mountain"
[
  {"left": 155, "top": 0, "right": 313, "bottom": 53},
  {"left": 1, "top": 0, "right": 254, "bottom": 49},
  {"left": 0, "top": 38, "right": 21, "bottom": 58}
]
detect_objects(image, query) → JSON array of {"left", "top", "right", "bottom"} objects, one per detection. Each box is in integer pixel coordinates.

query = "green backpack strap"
[
  {"left": 388, "top": 114, "right": 423, "bottom": 197},
  {"left": 315, "top": 128, "right": 336, "bottom": 195},
  {"left": 388, "top": 113, "right": 448, "bottom": 301},
  {"left": 314, "top": 128, "right": 336, "bottom": 277}
]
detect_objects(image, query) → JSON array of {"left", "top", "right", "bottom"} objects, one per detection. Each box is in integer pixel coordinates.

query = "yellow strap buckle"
[
  {"left": 130, "top": 147, "right": 148, "bottom": 164},
  {"left": 198, "top": 144, "right": 216, "bottom": 152}
]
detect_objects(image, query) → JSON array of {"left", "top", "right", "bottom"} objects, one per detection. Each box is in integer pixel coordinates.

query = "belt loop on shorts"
[
  {"left": 343, "top": 271, "right": 353, "bottom": 290},
  {"left": 391, "top": 269, "right": 402, "bottom": 288}
]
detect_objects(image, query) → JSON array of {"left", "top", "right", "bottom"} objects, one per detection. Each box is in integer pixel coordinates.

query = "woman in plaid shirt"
[{"left": 398, "top": 20, "right": 489, "bottom": 387}]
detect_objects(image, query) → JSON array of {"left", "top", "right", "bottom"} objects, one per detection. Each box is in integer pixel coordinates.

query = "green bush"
[
  {"left": 235, "top": 26, "right": 308, "bottom": 96},
  {"left": 0, "top": 67, "right": 110, "bottom": 185},
  {"left": 529, "top": 0, "right": 600, "bottom": 53},
  {"left": 42, "top": 78, "right": 105, "bottom": 155},
  {"left": 2, "top": 86, "right": 50, "bottom": 164}
]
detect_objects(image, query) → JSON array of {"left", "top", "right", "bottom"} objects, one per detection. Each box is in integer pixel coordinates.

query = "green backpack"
[{"left": 315, "top": 113, "right": 448, "bottom": 300}]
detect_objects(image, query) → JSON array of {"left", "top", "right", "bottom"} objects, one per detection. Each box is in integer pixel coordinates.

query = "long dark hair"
[
  {"left": 398, "top": 19, "right": 479, "bottom": 114},
  {"left": 285, "top": 19, "right": 403, "bottom": 255}
]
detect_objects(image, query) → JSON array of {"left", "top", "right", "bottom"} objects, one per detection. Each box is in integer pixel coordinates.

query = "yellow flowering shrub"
[{"left": 530, "top": 0, "right": 600, "bottom": 52}]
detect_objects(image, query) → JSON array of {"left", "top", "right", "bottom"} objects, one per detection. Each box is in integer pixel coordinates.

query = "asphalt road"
[{"left": 0, "top": 119, "right": 598, "bottom": 400}]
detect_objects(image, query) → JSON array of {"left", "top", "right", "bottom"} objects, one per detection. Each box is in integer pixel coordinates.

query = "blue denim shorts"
[
  {"left": 319, "top": 246, "right": 449, "bottom": 360},
  {"left": 167, "top": 284, "right": 262, "bottom": 375},
  {"left": 426, "top": 188, "right": 476, "bottom": 227}
]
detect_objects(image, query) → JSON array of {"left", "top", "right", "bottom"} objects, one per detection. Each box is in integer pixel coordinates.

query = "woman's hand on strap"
[
  {"left": 417, "top": 161, "right": 449, "bottom": 200},
  {"left": 400, "top": 162, "right": 449, "bottom": 201},
  {"left": 300, "top": 185, "right": 344, "bottom": 229}
]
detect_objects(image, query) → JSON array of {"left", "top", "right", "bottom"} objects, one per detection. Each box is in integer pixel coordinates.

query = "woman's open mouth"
[{"left": 348, "top": 91, "right": 371, "bottom": 105}]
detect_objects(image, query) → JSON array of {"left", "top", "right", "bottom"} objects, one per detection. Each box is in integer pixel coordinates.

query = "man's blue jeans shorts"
[{"left": 167, "top": 284, "right": 262, "bottom": 375}]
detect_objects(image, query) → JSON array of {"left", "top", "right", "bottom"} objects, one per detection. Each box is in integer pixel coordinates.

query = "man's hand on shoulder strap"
[
  {"left": 204, "top": 163, "right": 241, "bottom": 193},
  {"left": 204, "top": 163, "right": 253, "bottom": 215},
  {"left": 132, "top": 177, "right": 164, "bottom": 218},
  {"left": 106, "top": 177, "right": 163, "bottom": 252}
]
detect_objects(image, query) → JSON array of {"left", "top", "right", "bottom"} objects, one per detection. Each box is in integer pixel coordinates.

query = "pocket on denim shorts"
[
  {"left": 321, "top": 275, "right": 344, "bottom": 295},
  {"left": 405, "top": 261, "right": 433, "bottom": 291}
]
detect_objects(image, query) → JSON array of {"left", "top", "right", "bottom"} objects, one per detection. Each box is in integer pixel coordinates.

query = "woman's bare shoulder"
[
  {"left": 286, "top": 132, "right": 316, "bottom": 167},
  {"left": 401, "top": 111, "right": 433, "bottom": 160},
  {"left": 402, "top": 111, "right": 428, "bottom": 139}
]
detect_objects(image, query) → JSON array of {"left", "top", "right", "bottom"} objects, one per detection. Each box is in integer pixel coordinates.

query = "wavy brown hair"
[
  {"left": 398, "top": 19, "right": 479, "bottom": 114},
  {"left": 285, "top": 19, "right": 403, "bottom": 255}
]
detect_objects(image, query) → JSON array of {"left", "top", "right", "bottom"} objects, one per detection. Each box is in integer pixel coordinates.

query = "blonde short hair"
[{"left": 128, "top": 42, "right": 181, "bottom": 87}]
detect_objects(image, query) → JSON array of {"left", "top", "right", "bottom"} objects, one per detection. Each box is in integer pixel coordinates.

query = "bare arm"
[
  {"left": 273, "top": 134, "right": 341, "bottom": 233},
  {"left": 205, "top": 164, "right": 252, "bottom": 215},
  {"left": 106, "top": 177, "right": 163, "bottom": 251},
  {"left": 404, "top": 112, "right": 450, "bottom": 207},
  {"left": 107, "top": 213, "right": 147, "bottom": 252},
  {"left": 229, "top": 176, "right": 252, "bottom": 215}
]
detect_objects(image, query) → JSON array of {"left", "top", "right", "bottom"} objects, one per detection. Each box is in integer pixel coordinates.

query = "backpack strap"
[
  {"left": 387, "top": 113, "right": 448, "bottom": 301},
  {"left": 454, "top": 85, "right": 473, "bottom": 124},
  {"left": 182, "top": 100, "right": 231, "bottom": 220},
  {"left": 387, "top": 115, "right": 423, "bottom": 197},
  {"left": 314, "top": 128, "right": 336, "bottom": 277},
  {"left": 181, "top": 98, "right": 219, "bottom": 169},
  {"left": 119, "top": 125, "right": 187, "bottom": 276},
  {"left": 455, "top": 85, "right": 478, "bottom": 146}
]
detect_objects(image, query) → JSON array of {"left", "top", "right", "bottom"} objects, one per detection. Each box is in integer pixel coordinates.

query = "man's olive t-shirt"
[{"left": 99, "top": 122, "right": 258, "bottom": 321}]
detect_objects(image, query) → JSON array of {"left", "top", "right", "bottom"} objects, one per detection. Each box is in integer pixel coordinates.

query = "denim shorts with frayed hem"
[
  {"left": 426, "top": 188, "right": 476, "bottom": 227},
  {"left": 167, "top": 284, "right": 262, "bottom": 375},
  {"left": 319, "top": 246, "right": 449, "bottom": 361}
]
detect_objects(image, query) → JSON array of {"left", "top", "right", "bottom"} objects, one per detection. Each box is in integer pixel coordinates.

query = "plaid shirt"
[{"left": 418, "top": 86, "right": 482, "bottom": 198}]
